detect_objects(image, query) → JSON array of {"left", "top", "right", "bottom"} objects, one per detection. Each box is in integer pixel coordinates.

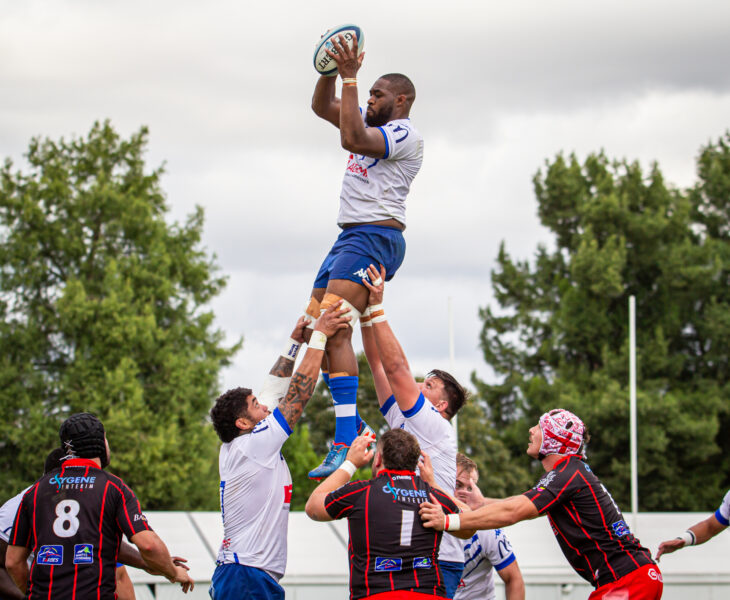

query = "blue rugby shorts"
[{"left": 313, "top": 224, "right": 406, "bottom": 289}]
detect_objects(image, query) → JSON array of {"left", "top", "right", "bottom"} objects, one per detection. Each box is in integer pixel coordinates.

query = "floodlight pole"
[
  {"left": 448, "top": 297, "right": 457, "bottom": 440},
  {"left": 629, "top": 295, "right": 639, "bottom": 531}
]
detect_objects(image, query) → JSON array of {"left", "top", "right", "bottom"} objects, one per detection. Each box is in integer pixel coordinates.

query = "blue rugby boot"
[{"left": 308, "top": 442, "right": 349, "bottom": 480}]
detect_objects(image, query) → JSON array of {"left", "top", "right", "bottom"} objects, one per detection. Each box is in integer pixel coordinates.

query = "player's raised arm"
[
  {"left": 362, "top": 264, "right": 421, "bottom": 412},
  {"left": 326, "top": 35, "right": 385, "bottom": 158},
  {"left": 312, "top": 74, "right": 341, "bottom": 127},
  {"left": 278, "top": 302, "right": 351, "bottom": 430},
  {"left": 258, "top": 316, "right": 310, "bottom": 410},
  {"left": 656, "top": 510, "right": 728, "bottom": 560}
]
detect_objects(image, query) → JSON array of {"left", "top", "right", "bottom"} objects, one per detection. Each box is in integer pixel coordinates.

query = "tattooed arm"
[
  {"left": 259, "top": 317, "right": 309, "bottom": 410},
  {"left": 278, "top": 302, "right": 351, "bottom": 429}
]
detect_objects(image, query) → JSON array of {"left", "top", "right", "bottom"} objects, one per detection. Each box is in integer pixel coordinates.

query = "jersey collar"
[
  {"left": 380, "top": 469, "right": 417, "bottom": 477},
  {"left": 62, "top": 458, "right": 102, "bottom": 470},
  {"left": 553, "top": 454, "right": 582, "bottom": 470}
]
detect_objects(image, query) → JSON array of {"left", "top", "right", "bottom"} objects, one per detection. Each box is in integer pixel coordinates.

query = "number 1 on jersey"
[{"left": 400, "top": 509, "right": 414, "bottom": 546}]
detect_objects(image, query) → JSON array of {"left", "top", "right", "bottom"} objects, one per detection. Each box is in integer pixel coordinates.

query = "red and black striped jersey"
[
  {"left": 523, "top": 455, "right": 654, "bottom": 588},
  {"left": 10, "top": 459, "right": 152, "bottom": 600},
  {"left": 325, "top": 469, "right": 459, "bottom": 600}
]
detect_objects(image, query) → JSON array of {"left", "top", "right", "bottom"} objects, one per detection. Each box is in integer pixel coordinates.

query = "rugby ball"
[{"left": 313, "top": 24, "right": 365, "bottom": 76}]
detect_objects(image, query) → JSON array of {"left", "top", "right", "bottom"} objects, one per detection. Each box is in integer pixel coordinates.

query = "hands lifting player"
[{"left": 305, "top": 28, "right": 423, "bottom": 480}]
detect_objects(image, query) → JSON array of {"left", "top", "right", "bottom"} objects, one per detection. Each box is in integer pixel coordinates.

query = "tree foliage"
[
  {"left": 0, "top": 121, "right": 239, "bottom": 509},
  {"left": 475, "top": 134, "right": 730, "bottom": 510}
]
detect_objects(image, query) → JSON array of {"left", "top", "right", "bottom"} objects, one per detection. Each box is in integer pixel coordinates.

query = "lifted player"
[
  {"left": 301, "top": 32, "right": 424, "bottom": 479},
  {"left": 420, "top": 409, "right": 663, "bottom": 600}
]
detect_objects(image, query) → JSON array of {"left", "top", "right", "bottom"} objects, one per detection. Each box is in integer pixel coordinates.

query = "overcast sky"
[{"left": 2, "top": 0, "right": 729, "bottom": 396}]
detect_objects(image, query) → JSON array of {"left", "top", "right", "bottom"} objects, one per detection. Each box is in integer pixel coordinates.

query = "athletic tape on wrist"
[
  {"left": 282, "top": 338, "right": 301, "bottom": 361},
  {"left": 360, "top": 306, "right": 372, "bottom": 327},
  {"left": 679, "top": 530, "right": 696, "bottom": 546},
  {"left": 369, "top": 303, "right": 386, "bottom": 323},
  {"left": 309, "top": 330, "right": 328, "bottom": 351},
  {"left": 338, "top": 460, "right": 357, "bottom": 477},
  {"left": 445, "top": 513, "right": 461, "bottom": 531}
]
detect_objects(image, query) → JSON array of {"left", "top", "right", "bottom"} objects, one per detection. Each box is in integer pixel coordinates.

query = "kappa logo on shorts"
[
  {"left": 648, "top": 567, "right": 663, "bottom": 582},
  {"left": 73, "top": 544, "right": 94, "bottom": 564},
  {"left": 413, "top": 557, "right": 432, "bottom": 569},
  {"left": 375, "top": 557, "right": 402, "bottom": 571},
  {"left": 353, "top": 268, "right": 368, "bottom": 280},
  {"left": 37, "top": 545, "right": 63, "bottom": 565}
]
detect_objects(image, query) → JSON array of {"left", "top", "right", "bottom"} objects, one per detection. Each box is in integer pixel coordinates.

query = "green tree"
[
  {"left": 476, "top": 136, "right": 730, "bottom": 510},
  {"left": 0, "top": 121, "right": 239, "bottom": 509}
]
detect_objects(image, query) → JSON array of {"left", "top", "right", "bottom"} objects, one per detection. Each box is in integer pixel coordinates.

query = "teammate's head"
[
  {"left": 527, "top": 408, "right": 589, "bottom": 460},
  {"left": 59, "top": 413, "right": 110, "bottom": 468},
  {"left": 419, "top": 369, "right": 467, "bottom": 421},
  {"left": 455, "top": 453, "right": 482, "bottom": 508},
  {"left": 210, "top": 387, "right": 270, "bottom": 443},
  {"left": 44, "top": 447, "right": 66, "bottom": 474},
  {"left": 366, "top": 73, "right": 416, "bottom": 127},
  {"left": 373, "top": 429, "right": 420, "bottom": 474}
]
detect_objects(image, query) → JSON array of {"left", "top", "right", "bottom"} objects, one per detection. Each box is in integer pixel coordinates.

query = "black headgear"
[{"left": 59, "top": 413, "right": 108, "bottom": 468}]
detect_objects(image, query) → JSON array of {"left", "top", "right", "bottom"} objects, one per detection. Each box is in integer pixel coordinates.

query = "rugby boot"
[{"left": 308, "top": 442, "right": 349, "bottom": 480}]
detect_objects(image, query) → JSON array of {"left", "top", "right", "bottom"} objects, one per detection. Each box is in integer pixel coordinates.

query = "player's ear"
[{"left": 235, "top": 416, "right": 252, "bottom": 432}]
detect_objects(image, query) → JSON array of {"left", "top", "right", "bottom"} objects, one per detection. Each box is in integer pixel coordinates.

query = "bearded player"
[
  {"left": 301, "top": 32, "right": 424, "bottom": 479},
  {"left": 420, "top": 409, "right": 663, "bottom": 600}
]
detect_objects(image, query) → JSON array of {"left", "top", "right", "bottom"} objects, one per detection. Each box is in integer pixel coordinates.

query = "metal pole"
[
  {"left": 629, "top": 295, "right": 638, "bottom": 530},
  {"left": 448, "top": 297, "right": 457, "bottom": 439}
]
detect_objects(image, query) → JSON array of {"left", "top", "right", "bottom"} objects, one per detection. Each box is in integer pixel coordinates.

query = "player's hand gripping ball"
[{"left": 313, "top": 24, "right": 364, "bottom": 76}]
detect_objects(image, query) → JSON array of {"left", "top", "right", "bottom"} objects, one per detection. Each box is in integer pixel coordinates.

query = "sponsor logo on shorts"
[
  {"left": 353, "top": 268, "right": 368, "bottom": 280},
  {"left": 375, "top": 557, "right": 402, "bottom": 572},
  {"left": 611, "top": 520, "right": 630, "bottom": 537},
  {"left": 413, "top": 557, "right": 432, "bottom": 569},
  {"left": 73, "top": 544, "right": 94, "bottom": 564},
  {"left": 648, "top": 567, "right": 663, "bottom": 582},
  {"left": 37, "top": 545, "right": 63, "bottom": 565}
]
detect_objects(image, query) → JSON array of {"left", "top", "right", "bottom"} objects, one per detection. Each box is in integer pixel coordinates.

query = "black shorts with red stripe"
[{"left": 524, "top": 455, "right": 655, "bottom": 589}]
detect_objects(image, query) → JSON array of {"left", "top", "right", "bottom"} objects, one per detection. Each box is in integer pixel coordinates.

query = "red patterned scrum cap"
[{"left": 539, "top": 409, "right": 586, "bottom": 458}]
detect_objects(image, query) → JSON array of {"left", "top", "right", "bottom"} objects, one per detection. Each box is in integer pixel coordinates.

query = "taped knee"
[
  {"left": 303, "top": 297, "right": 321, "bottom": 329},
  {"left": 320, "top": 293, "right": 361, "bottom": 328}
]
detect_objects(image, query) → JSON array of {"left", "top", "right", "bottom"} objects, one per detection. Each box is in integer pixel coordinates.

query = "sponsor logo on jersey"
[
  {"left": 611, "top": 520, "right": 630, "bottom": 537},
  {"left": 584, "top": 463, "right": 592, "bottom": 472},
  {"left": 133, "top": 514, "right": 148, "bottom": 522},
  {"left": 413, "top": 557, "right": 432, "bottom": 569},
  {"left": 252, "top": 422, "right": 269, "bottom": 434},
  {"left": 48, "top": 474, "right": 96, "bottom": 491},
  {"left": 382, "top": 483, "right": 427, "bottom": 503},
  {"left": 37, "top": 545, "right": 63, "bottom": 565},
  {"left": 648, "top": 567, "right": 663, "bottom": 582},
  {"left": 535, "top": 471, "right": 556, "bottom": 491},
  {"left": 284, "top": 484, "right": 293, "bottom": 505},
  {"left": 375, "top": 557, "right": 402, "bottom": 571},
  {"left": 73, "top": 544, "right": 94, "bottom": 564}
]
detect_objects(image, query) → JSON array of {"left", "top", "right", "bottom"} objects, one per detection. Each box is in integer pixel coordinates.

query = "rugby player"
[
  {"left": 209, "top": 304, "right": 350, "bottom": 600},
  {"left": 420, "top": 409, "right": 663, "bottom": 600},
  {"left": 453, "top": 454, "right": 524, "bottom": 600},
  {"left": 305, "top": 430, "right": 471, "bottom": 600},
  {"left": 656, "top": 489, "right": 730, "bottom": 560},
  {"left": 303, "top": 31, "right": 424, "bottom": 480},
  {"left": 360, "top": 264, "right": 468, "bottom": 598},
  {"left": 6, "top": 413, "right": 193, "bottom": 599}
]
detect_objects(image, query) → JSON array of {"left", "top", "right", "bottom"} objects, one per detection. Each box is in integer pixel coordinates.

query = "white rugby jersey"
[
  {"left": 338, "top": 113, "right": 423, "bottom": 228},
  {"left": 455, "top": 529, "right": 516, "bottom": 600},
  {"left": 715, "top": 489, "right": 730, "bottom": 526},
  {"left": 0, "top": 486, "right": 30, "bottom": 543},
  {"left": 216, "top": 408, "right": 293, "bottom": 581},
  {"left": 380, "top": 394, "right": 463, "bottom": 563}
]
